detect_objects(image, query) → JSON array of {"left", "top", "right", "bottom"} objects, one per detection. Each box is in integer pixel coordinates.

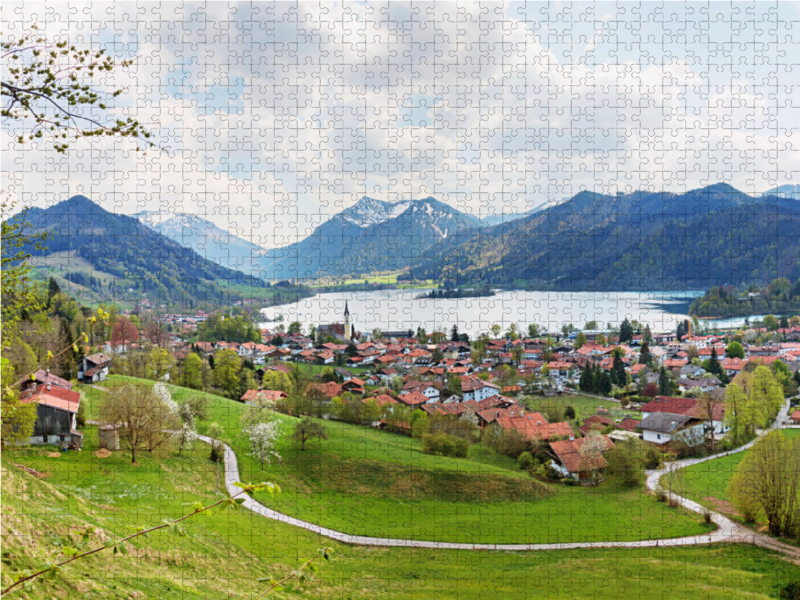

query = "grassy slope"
[
  {"left": 81, "top": 376, "right": 709, "bottom": 544},
  {"left": 665, "top": 429, "right": 800, "bottom": 524},
  {"left": 3, "top": 430, "right": 800, "bottom": 599},
  {"left": 527, "top": 395, "right": 634, "bottom": 421}
]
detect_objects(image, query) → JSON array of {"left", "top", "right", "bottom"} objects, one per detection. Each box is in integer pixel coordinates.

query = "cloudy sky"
[{"left": 3, "top": 1, "right": 799, "bottom": 249}]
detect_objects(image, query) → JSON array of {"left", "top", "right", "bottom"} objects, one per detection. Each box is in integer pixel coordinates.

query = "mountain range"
[
  {"left": 14, "top": 185, "right": 799, "bottom": 298},
  {"left": 410, "top": 183, "right": 800, "bottom": 290},
  {"left": 11, "top": 195, "right": 268, "bottom": 306},
  {"left": 133, "top": 196, "right": 535, "bottom": 280}
]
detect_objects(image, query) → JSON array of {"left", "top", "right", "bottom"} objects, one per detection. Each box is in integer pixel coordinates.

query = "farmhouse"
[
  {"left": 20, "top": 384, "right": 83, "bottom": 448},
  {"left": 78, "top": 353, "right": 112, "bottom": 383},
  {"left": 550, "top": 435, "right": 614, "bottom": 482}
]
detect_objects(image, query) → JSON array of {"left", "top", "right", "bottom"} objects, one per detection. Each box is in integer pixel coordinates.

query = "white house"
[
  {"left": 640, "top": 413, "right": 705, "bottom": 446},
  {"left": 461, "top": 378, "right": 500, "bottom": 402}
]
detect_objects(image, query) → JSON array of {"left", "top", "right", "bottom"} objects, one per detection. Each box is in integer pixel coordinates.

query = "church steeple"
[{"left": 344, "top": 301, "right": 352, "bottom": 339}]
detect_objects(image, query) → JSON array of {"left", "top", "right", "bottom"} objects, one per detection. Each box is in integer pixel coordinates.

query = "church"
[{"left": 316, "top": 302, "right": 355, "bottom": 342}]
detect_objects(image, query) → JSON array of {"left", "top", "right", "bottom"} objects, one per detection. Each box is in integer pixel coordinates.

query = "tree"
[
  {"left": 642, "top": 382, "right": 659, "bottom": 398},
  {"left": 99, "top": 383, "right": 179, "bottom": 463},
  {"left": 213, "top": 349, "right": 242, "bottom": 398},
  {"left": 639, "top": 341, "right": 652, "bottom": 365},
  {"left": 175, "top": 403, "right": 199, "bottom": 457},
  {"left": 763, "top": 314, "right": 780, "bottom": 331},
  {"left": 578, "top": 431, "right": 609, "bottom": 485},
  {"left": 431, "top": 348, "right": 444, "bottom": 363},
  {"left": 493, "top": 427, "right": 526, "bottom": 458},
  {"left": 450, "top": 324, "right": 460, "bottom": 342},
  {"left": 410, "top": 410, "right": 431, "bottom": 440},
  {"left": 245, "top": 421, "right": 282, "bottom": 470},
  {"left": 287, "top": 321, "right": 303, "bottom": 335},
  {"left": 147, "top": 347, "right": 175, "bottom": 382},
  {"left": 182, "top": 353, "right": 204, "bottom": 390},
  {"left": 1, "top": 25, "right": 151, "bottom": 153},
  {"left": 574, "top": 331, "right": 587, "bottom": 350},
  {"left": 564, "top": 405, "right": 576, "bottom": 420},
  {"left": 527, "top": 323, "right": 540, "bottom": 338},
  {"left": 726, "top": 341, "right": 745, "bottom": 359},
  {"left": 604, "top": 437, "right": 644, "bottom": 487},
  {"left": 289, "top": 417, "right": 328, "bottom": 451},
  {"left": 729, "top": 431, "right": 800, "bottom": 539},
  {"left": 619, "top": 318, "right": 633, "bottom": 343},
  {"left": 612, "top": 348, "right": 627, "bottom": 387},
  {"left": 490, "top": 324, "right": 502, "bottom": 338},
  {"left": 207, "top": 422, "right": 225, "bottom": 492},
  {"left": 658, "top": 366, "right": 673, "bottom": 396},
  {"left": 110, "top": 315, "right": 138, "bottom": 349}
]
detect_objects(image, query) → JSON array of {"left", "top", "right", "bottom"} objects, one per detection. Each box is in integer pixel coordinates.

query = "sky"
[{"left": 3, "top": 1, "right": 800, "bottom": 249}]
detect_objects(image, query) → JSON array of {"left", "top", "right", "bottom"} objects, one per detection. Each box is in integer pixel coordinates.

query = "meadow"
[
  {"left": 3, "top": 421, "right": 799, "bottom": 599},
  {"left": 80, "top": 376, "right": 709, "bottom": 545}
]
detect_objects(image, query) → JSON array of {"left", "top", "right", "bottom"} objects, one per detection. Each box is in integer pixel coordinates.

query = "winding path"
[{"left": 199, "top": 399, "right": 800, "bottom": 557}]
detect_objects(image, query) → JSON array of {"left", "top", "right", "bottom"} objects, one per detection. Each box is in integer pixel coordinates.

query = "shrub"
[
  {"left": 643, "top": 446, "right": 661, "bottom": 469},
  {"left": 421, "top": 433, "right": 470, "bottom": 458},
  {"left": 780, "top": 581, "right": 800, "bottom": 600},
  {"left": 702, "top": 508, "right": 713, "bottom": 526},
  {"left": 517, "top": 451, "right": 534, "bottom": 470},
  {"left": 493, "top": 428, "right": 526, "bottom": 458}
]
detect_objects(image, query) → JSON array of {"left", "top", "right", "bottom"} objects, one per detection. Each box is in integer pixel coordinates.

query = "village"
[{"left": 21, "top": 297, "right": 800, "bottom": 486}]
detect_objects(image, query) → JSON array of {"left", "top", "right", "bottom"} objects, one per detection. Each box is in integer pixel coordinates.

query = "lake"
[{"left": 259, "top": 289, "right": 754, "bottom": 336}]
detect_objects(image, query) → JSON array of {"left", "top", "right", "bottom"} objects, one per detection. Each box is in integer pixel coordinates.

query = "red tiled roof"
[
  {"left": 495, "top": 415, "right": 573, "bottom": 442},
  {"left": 641, "top": 396, "right": 697, "bottom": 415},
  {"left": 550, "top": 435, "right": 614, "bottom": 474},
  {"left": 396, "top": 391, "right": 429, "bottom": 407},
  {"left": 21, "top": 384, "right": 81, "bottom": 414}
]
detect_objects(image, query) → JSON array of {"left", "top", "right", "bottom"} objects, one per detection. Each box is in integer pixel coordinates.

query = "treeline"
[
  {"left": 195, "top": 311, "right": 262, "bottom": 343},
  {"left": 689, "top": 277, "right": 800, "bottom": 318}
]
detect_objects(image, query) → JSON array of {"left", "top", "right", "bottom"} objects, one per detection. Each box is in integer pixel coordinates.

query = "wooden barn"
[{"left": 20, "top": 384, "right": 83, "bottom": 448}]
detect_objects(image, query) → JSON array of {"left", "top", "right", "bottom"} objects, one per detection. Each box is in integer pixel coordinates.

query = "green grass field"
[
  {"left": 664, "top": 429, "right": 800, "bottom": 525},
  {"left": 526, "top": 394, "right": 635, "bottom": 422},
  {"left": 79, "top": 376, "right": 711, "bottom": 545},
  {"left": 4, "top": 424, "right": 800, "bottom": 599}
]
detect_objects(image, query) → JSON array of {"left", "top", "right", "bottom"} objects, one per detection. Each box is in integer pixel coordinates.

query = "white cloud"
[{"left": 3, "top": 1, "right": 799, "bottom": 247}]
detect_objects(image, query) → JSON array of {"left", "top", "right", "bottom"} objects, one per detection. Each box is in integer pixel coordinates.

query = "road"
[{"left": 199, "top": 398, "right": 799, "bottom": 557}]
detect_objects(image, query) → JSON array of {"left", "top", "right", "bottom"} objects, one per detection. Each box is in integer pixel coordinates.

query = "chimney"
[
  {"left": 569, "top": 434, "right": 574, "bottom": 441},
  {"left": 47, "top": 384, "right": 51, "bottom": 391}
]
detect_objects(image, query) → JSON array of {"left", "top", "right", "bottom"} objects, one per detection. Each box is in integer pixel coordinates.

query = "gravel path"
[{"left": 198, "top": 399, "right": 800, "bottom": 557}]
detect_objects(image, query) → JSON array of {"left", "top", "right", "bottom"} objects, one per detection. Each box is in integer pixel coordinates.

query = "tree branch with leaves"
[{"left": 1, "top": 24, "right": 153, "bottom": 153}]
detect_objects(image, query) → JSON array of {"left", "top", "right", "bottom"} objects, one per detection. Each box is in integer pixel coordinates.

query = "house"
[
  {"left": 619, "top": 418, "right": 641, "bottom": 433},
  {"left": 640, "top": 396, "right": 697, "bottom": 419},
  {"left": 342, "top": 378, "right": 365, "bottom": 395},
  {"left": 461, "top": 377, "right": 500, "bottom": 402},
  {"left": 577, "top": 415, "right": 616, "bottom": 436},
  {"left": 21, "top": 369, "right": 73, "bottom": 393},
  {"left": 550, "top": 435, "right": 614, "bottom": 482},
  {"left": 78, "top": 353, "right": 112, "bottom": 383},
  {"left": 677, "top": 377, "right": 720, "bottom": 393},
  {"left": 240, "top": 389, "right": 288, "bottom": 404},
  {"left": 639, "top": 413, "right": 704, "bottom": 446},
  {"left": 20, "top": 384, "right": 83, "bottom": 448},
  {"left": 395, "top": 391, "right": 431, "bottom": 408},
  {"left": 790, "top": 410, "right": 800, "bottom": 425},
  {"left": 493, "top": 414, "right": 574, "bottom": 443},
  {"left": 400, "top": 381, "right": 440, "bottom": 402}
]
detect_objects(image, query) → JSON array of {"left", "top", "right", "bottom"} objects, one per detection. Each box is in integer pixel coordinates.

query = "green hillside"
[{"left": 3, "top": 377, "right": 799, "bottom": 599}]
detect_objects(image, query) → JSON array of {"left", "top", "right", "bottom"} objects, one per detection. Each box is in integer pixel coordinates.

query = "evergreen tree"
[
  {"left": 58, "top": 319, "right": 80, "bottom": 380},
  {"left": 47, "top": 277, "right": 61, "bottom": 307},
  {"left": 450, "top": 324, "right": 460, "bottom": 342},
  {"left": 658, "top": 366, "right": 672, "bottom": 396},
  {"left": 707, "top": 346, "right": 723, "bottom": 378},
  {"left": 612, "top": 349, "right": 627, "bottom": 385},
  {"left": 639, "top": 341, "right": 652, "bottom": 366},
  {"left": 619, "top": 318, "right": 633, "bottom": 343}
]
